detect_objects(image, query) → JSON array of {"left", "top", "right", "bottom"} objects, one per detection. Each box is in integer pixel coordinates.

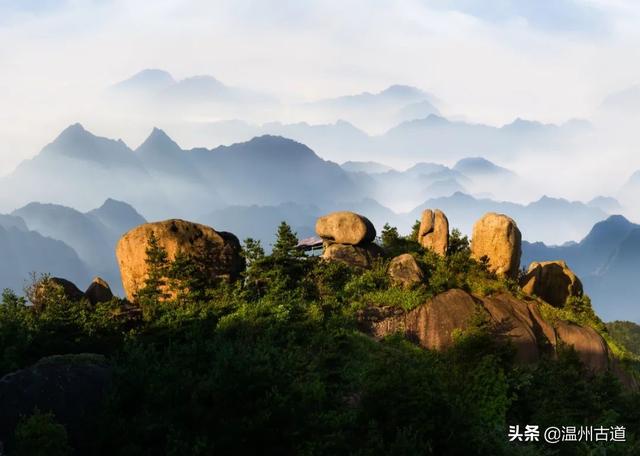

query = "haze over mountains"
[
  {"left": 1, "top": 69, "right": 639, "bottom": 322},
  {"left": 2, "top": 199, "right": 146, "bottom": 296},
  {"left": 0, "top": 123, "right": 620, "bottom": 244}
]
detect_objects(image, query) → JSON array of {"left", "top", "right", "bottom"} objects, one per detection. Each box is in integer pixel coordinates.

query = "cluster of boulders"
[
  {"left": 313, "top": 208, "right": 619, "bottom": 376},
  {"left": 42, "top": 276, "right": 113, "bottom": 306},
  {"left": 314, "top": 209, "right": 584, "bottom": 311},
  {"left": 315, "top": 211, "right": 383, "bottom": 269}
]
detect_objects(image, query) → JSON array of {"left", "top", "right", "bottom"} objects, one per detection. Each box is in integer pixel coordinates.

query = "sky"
[{"left": 2, "top": 0, "right": 640, "bottom": 174}]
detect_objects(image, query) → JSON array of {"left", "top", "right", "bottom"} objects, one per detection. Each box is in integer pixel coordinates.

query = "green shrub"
[{"left": 13, "top": 409, "right": 71, "bottom": 456}]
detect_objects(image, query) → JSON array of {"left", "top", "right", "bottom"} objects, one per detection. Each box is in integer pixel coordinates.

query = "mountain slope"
[
  {"left": 12, "top": 199, "right": 147, "bottom": 295},
  {"left": 190, "top": 135, "right": 364, "bottom": 206},
  {"left": 0, "top": 225, "right": 90, "bottom": 294},
  {"left": 0, "top": 124, "right": 173, "bottom": 218},
  {"left": 521, "top": 215, "right": 640, "bottom": 321}
]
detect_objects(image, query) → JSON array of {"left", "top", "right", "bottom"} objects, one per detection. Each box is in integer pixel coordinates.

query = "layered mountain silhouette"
[
  {"left": 9, "top": 199, "right": 146, "bottom": 296},
  {"left": 0, "top": 125, "right": 367, "bottom": 220},
  {"left": 0, "top": 124, "right": 619, "bottom": 245},
  {"left": 111, "top": 69, "right": 274, "bottom": 106},
  {"left": 176, "top": 113, "right": 589, "bottom": 168},
  {"left": 299, "top": 84, "right": 440, "bottom": 132},
  {"left": 522, "top": 215, "right": 640, "bottom": 321},
  {"left": 0, "top": 224, "right": 90, "bottom": 295}
]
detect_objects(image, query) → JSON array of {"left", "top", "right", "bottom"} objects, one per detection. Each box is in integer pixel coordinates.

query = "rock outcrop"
[
  {"left": 482, "top": 293, "right": 549, "bottom": 363},
  {"left": 317, "top": 212, "right": 381, "bottom": 268},
  {"left": 323, "top": 243, "right": 383, "bottom": 269},
  {"left": 116, "top": 219, "right": 244, "bottom": 301},
  {"left": 0, "top": 354, "right": 112, "bottom": 445},
  {"left": 316, "top": 211, "right": 376, "bottom": 245},
  {"left": 555, "top": 321, "right": 609, "bottom": 371},
  {"left": 387, "top": 254, "right": 424, "bottom": 288},
  {"left": 358, "top": 288, "right": 610, "bottom": 371},
  {"left": 521, "top": 260, "right": 583, "bottom": 307},
  {"left": 471, "top": 213, "right": 522, "bottom": 278},
  {"left": 418, "top": 209, "right": 449, "bottom": 256},
  {"left": 84, "top": 277, "right": 114, "bottom": 305}
]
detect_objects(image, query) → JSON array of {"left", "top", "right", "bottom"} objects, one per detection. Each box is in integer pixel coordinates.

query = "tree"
[
  {"left": 136, "top": 233, "right": 170, "bottom": 310},
  {"left": 272, "top": 221, "right": 301, "bottom": 258},
  {"left": 380, "top": 223, "right": 401, "bottom": 250},
  {"left": 243, "top": 238, "right": 265, "bottom": 264},
  {"left": 409, "top": 219, "right": 421, "bottom": 242},
  {"left": 13, "top": 409, "right": 71, "bottom": 456},
  {"left": 447, "top": 228, "right": 470, "bottom": 256}
]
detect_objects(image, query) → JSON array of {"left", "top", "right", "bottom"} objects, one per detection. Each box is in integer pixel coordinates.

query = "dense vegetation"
[{"left": 1, "top": 222, "right": 640, "bottom": 455}]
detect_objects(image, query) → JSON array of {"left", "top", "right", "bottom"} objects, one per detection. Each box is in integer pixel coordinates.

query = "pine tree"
[
  {"left": 272, "top": 221, "right": 301, "bottom": 258},
  {"left": 409, "top": 219, "right": 421, "bottom": 242},
  {"left": 136, "top": 233, "right": 170, "bottom": 306},
  {"left": 380, "top": 223, "right": 401, "bottom": 249},
  {"left": 243, "top": 238, "right": 265, "bottom": 264}
]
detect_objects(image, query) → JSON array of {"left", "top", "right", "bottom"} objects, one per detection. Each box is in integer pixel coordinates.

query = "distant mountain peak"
[
  {"left": 112, "top": 69, "right": 176, "bottom": 92},
  {"left": 136, "top": 127, "right": 182, "bottom": 154},
  {"left": 175, "top": 75, "right": 225, "bottom": 90},
  {"left": 56, "top": 122, "right": 87, "bottom": 139},
  {"left": 453, "top": 157, "right": 514, "bottom": 176},
  {"left": 380, "top": 84, "right": 425, "bottom": 98},
  {"left": 604, "top": 214, "right": 632, "bottom": 224},
  {"left": 96, "top": 198, "right": 134, "bottom": 211},
  {"left": 49, "top": 122, "right": 102, "bottom": 148}
]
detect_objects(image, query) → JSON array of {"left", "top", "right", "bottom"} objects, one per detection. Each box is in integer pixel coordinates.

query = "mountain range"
[
  {"left": 0, "top": 124, "right": 365, "bottom": 220},
  {"left": 0, "top": 123, "right": 620, "bottom": 246},
  {"left": 163, "top": 114, "right": 591, "bottom": 168}
]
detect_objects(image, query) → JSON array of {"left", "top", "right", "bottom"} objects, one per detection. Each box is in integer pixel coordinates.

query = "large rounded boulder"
[
  {"left": 315, "top": 211, "right": 376, "bottom": 245},
  {"left": 521, "top": 260, "right": 583, "bottom": 307},
  {"left": 116, "top": 219, "right": 244, "bottom": 301},
  {"left": 387, "top": 253, "right": 424, "bottom": 288},
  {"left": 0, "top": 354, "right": 112, "bottom": 446},
  {"left": 471, "top": 212, "right": 522, "bottom": 278},
  {"left": 418, "top": 209, "right": 449, "bottom": 256}
]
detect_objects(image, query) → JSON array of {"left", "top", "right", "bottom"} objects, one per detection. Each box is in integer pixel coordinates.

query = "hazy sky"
[{"left": 2, "top": 0, "right": 640, "bottom": 173}]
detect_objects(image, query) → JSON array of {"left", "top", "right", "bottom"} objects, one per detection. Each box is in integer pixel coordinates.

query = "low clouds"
[{"left": 0, "top": 0, "right": 640, "bottom": 177}]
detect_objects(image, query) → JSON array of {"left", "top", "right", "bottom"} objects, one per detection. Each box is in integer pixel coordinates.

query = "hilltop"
[{"left": 1, "top": 208, "right": 639, "bottom": 454}]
